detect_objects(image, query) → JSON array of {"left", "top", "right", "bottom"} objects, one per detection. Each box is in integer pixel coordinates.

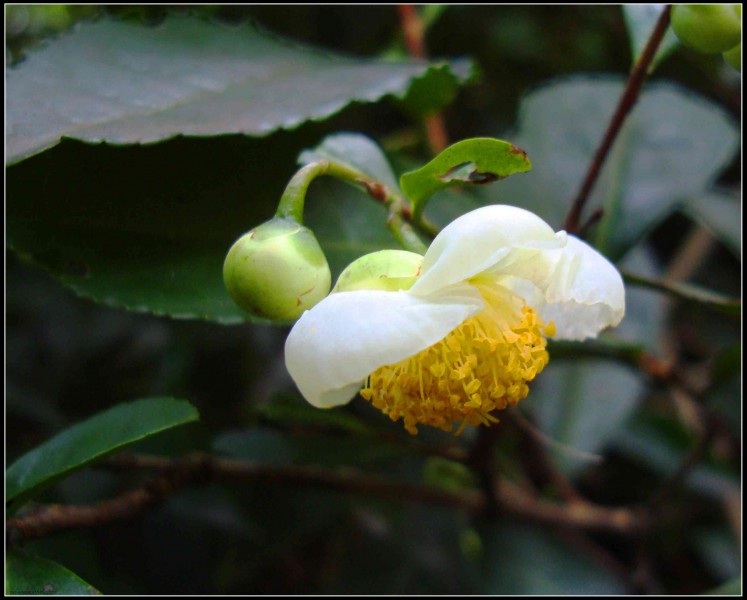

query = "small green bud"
[
  {"left": 459, "top": 527, "right": 483, "bottom": 562},
  {"left": 223, "top": 218, "right": 331, "bottom": 321},
  {"left": 724, "top": 42, "right": 742, "bottom": 70},
  {"left": 422, "top": 457, "right": 477, "bottom": 493},
  {"left": 671, "top": 5, "right": 742, "bottom": 54},
  {"left": 333, "top": 249, "right": 423, "bottom": 293}
]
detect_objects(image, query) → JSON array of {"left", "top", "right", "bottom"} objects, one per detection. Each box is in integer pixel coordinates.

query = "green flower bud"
[
  {"left": 333, "top": 249, "right": 423, "bottom": 293},
  {"left": 223, "top": 218, "right": 331, "bottom": 321},
  {"left": 724, "top": 42, "right": 742, "bottom": 70},
  {"left": 672, "top": 5, "right": 742, "bottom": 54}
]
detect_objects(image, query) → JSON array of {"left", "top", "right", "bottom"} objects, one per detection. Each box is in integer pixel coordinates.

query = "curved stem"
[
  {"left": 276, "top": 159, "right": 428, "bottom": 254},
  {"left": 277, "top": 160, "right": 398, "bottom": 223},
  {"left": 275, "top": 161, "right": 331, "bottom": 222}
]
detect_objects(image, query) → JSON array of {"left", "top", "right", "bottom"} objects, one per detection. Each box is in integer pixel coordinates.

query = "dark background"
[{"left": 6, "top": 5, "right": 741, "bottom": 595}]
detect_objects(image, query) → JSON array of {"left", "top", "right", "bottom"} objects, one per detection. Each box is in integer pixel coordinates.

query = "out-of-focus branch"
[
  {"left": 397, "top": 4, "right": 449, "bottom": 154},
  {"left": 564, "top": 4, "right": 672, "bottom": 234},
  {"left": 508, "top": 411, "right": 587, "bottom": 503},
  {"left": 6, "top": 452, "right": 650, "bottom": 543}
]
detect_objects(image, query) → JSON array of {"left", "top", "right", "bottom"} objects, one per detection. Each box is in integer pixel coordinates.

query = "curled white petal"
[
  {"left": 410, "top": 205, "right": 565, "bottom": 297},
  {"left": 496, "top": 235, "right": 625, "bottom": 340},
  {"left": 284, "top": 283, "right": 484, "bottom": 408}
]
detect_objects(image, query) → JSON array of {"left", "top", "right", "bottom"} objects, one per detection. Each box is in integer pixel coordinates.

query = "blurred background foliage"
[{"left": 5, "top": 4, "right": 741, "bottom": 595}]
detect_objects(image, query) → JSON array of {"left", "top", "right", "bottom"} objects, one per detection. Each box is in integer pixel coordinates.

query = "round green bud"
[
  {"left": 671, "top": 5, "right": 742, "bottom": 54},
  {"left": 223, "top": 218, "right": 331, "bottom": 321},
  {"left": 333, "top": 249, "right": 423, "bottom": 293},
  {"left": 724, "top": 42, "right": 742, "bottom": 69}
]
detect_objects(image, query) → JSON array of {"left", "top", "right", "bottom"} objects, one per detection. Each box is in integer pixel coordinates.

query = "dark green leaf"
[
  {"left": 7, "top": 12, "right": 472, "bottom": 322},
  {"left": 213, "top": 427, "right": 405, "bottom": 470},
  {"left": 6, "top": 397, "right": 199, "bottom": 509},
  {"left": 481, "top": 522, "right": 630, "bottom": 594},
  {"left": 623, "top": 271, "right": 741, "bottom": 316},
  {"left": 621, "top": 5, "right": 679, "bottom": 69},
  {"left": 5, "top": 551, "right": 100, "bottom": 595},
  {"left": 705, "top": 577, "right": 742, "bottom": 595},
  {"left": 711, "top": 343, "right": 742, "bottom": 394},
  {"left": 610, "top": 420, "right": 740, "bottom": 501},
  {"left": 7, "top": 16, "right": 472, "bottom": 165},
  {"left": 682, "top": 190, "right": 742, "bottom": 259},
  {"left": 256, "top": 393, "right": 375, "bottom": 435},
  {"left": 524, "top": 359, "right": 644, "bottom": 477},
  {"left": 692, "top": 528, "right": 742, "bottom": 583},
  {"left": 470, "top": 77, "right": 738, "bottom": 260},
  {"left": 400, "top": 138, "right": 532, "bottom": 217},
  {"left": 7, "top": 133, "right": 403, "bottom": 324}
]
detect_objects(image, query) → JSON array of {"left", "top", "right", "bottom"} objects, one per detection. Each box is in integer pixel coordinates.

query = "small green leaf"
[
  {"left": 399, "top": 138, "right": 532, "bottom": 218},
  {"left": 5, "top": 551, "right": 100, "bottom": 595},
  {"left": 6, "top": 397, "right": 199, "bottom": 509}
]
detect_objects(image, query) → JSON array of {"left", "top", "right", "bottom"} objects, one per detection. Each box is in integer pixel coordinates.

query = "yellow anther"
[{"left": 360, "top": 297, "right": 551, "bottom": 434}]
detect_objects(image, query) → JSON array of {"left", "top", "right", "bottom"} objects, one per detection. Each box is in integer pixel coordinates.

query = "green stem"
[
  {"left": 387, "top": 211, "right": 428, "bottom": 254},
  {"left": 275, "top": 161, "right": 331, "bottom": 223},
  {"left": 275, "top": 159, "right": 429, "bottom": 255},
  {"left": 276, "top": 159, "right": 400, "bottom": 220}
]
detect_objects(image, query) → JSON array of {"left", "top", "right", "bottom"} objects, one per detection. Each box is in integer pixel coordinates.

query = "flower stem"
[
  {"left": 275, "top": 158, "right": 429, "bottom": 254},
  {"left": 276, "top": 160, "right": 395, "bottom": 223},
  {"left": 387, "top": 211, "right": 428, "bottom": 254}
]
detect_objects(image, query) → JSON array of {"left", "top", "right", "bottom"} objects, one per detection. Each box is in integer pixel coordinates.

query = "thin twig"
[
  {"left": 6, "top": 452, "right": 649, "bottom": 543},
  {"left": 564, "top": 4, "right": 672, "bottom": 234}
]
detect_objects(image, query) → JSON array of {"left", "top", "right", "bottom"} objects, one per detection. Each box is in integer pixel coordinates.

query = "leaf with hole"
[{"left": 400, "top": 138, "right": 532, "bottom": 218}]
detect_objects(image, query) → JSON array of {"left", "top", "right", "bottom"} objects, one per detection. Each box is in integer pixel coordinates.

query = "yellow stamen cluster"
[{"left": 360, "top": 297, "right": 553, "bottom": 435}]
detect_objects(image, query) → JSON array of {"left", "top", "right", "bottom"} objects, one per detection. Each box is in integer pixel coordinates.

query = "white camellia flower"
[{"left": 285, "top": 205, "right": 625, "bottom": 435}]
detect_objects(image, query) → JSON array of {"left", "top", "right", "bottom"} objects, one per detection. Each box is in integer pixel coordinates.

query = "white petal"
[
  {"left": 410, "top": 205, "right": 565, "bottom": 297},
  {"left": 284, "top": 283, "right": 484, "bottom": 408},
  {"left": 496, "top": 235, "right": 625, "bottom": 340}
]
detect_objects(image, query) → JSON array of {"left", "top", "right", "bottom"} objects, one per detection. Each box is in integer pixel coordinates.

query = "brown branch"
[
  {"left": 563, "top": 4, "right": 672, "bottom": 234},
  {"left": 397, "top": 4, "right": 449, "bottom": 154},
  {"left": 6, "top": 457, "right": 209, "bottom": 544},
  {"left": 7, "top": 452, "right": 649, "bottom": 543}
]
